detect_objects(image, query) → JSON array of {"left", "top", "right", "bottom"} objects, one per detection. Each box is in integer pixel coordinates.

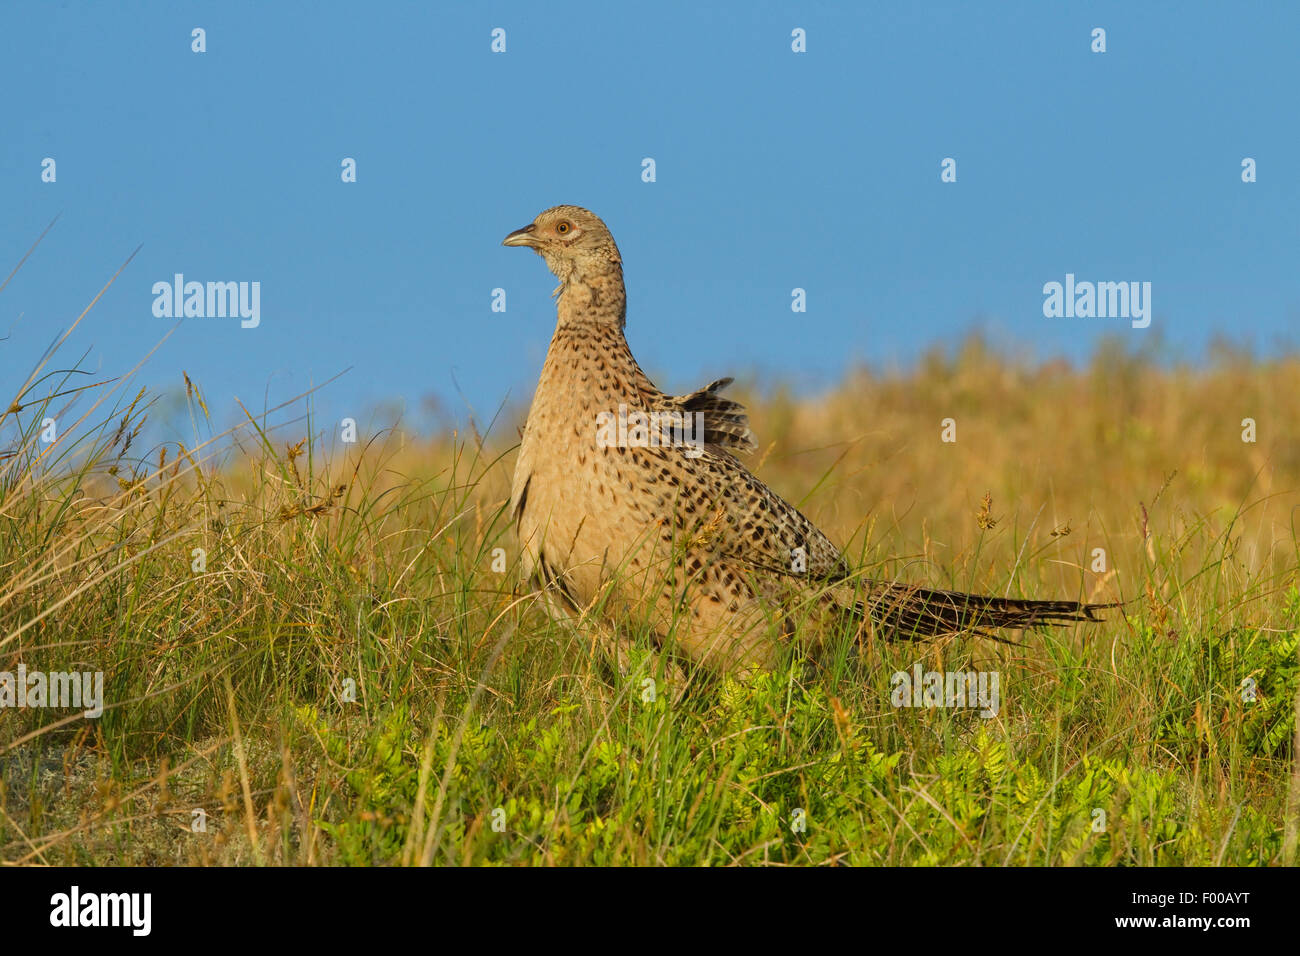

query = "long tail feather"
[{"left": 857, "top": 581, "right": 1119, "bottom": 640}]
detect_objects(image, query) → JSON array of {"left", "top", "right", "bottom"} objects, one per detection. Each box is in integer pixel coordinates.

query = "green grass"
[{"left": 2, "top": 256, "right": 1298, "bottom": 866}]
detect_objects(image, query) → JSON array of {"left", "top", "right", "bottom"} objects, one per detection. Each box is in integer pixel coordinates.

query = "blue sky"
[{"left": 3, "top": 1, "right": 1297, "bottom": 443}]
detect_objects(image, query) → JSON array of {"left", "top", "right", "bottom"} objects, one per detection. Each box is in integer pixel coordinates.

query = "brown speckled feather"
[{"left": 504, "top": 205, "right": 1114, "bottom": 675}]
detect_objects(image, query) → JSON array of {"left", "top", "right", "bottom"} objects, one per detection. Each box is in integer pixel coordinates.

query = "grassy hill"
[{"left": 3, "top": 305, "right": 1298, "bottom": 865}]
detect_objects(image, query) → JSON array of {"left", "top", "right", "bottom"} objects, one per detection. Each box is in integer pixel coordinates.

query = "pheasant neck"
[
  {"left": 556, "top": 264, "right": 627, "bottom": 331},
  {"left": 536, "top": 291, "right": 658, "bottom": 419}
]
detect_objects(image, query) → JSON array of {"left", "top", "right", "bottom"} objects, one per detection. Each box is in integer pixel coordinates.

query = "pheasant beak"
[{"left": 502, "top": 223, "right": 538, "bottom": 247}]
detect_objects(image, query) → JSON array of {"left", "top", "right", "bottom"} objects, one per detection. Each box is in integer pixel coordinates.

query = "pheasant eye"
[{"left": 556, "top": 222, "right": 572, "bottom": 235}]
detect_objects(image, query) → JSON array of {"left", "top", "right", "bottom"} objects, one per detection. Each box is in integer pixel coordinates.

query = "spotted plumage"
[{"left": 504, "top": 205, "right": 1113, "bottom": 675}]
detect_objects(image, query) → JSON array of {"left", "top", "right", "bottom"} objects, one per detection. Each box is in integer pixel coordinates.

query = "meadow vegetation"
[{"left": 2, "top": 261, "right": 1297, "bottom": 865}]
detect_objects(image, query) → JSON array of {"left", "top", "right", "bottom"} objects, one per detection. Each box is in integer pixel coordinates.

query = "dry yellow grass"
[{"left": 2, "top": 328, "right": 1297, "bottom": 865}]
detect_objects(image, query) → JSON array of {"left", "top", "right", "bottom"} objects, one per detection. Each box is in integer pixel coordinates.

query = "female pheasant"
[{"left": 503, "top": 204, "right": 1111, "bottom": 675}]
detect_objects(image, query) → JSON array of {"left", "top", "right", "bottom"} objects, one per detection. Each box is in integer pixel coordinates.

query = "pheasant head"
[{"left": 503, "top": 205, "right": 626, "bottom": 325}]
